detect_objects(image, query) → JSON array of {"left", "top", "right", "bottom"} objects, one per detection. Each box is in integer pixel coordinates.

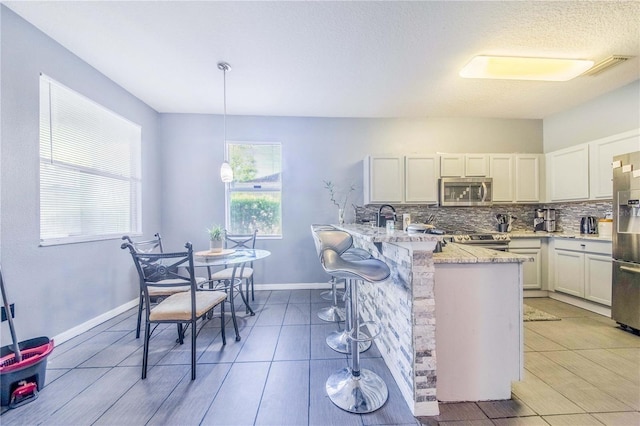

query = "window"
[
  {"left": 226, "top": 142, "right": 282, "bottom": 237},
  {"left": 39, "top": 75, "right": 142, "bottom": 245}
]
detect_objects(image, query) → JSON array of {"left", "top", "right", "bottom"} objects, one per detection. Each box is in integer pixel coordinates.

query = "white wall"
[
  {"left": 543, "top": 80, "right": 640, "bottom": 152},
  {"left": 0, "top": 6, "right": 161, "bottom": 345},
  {"left": 160, "top": 114, "right": 543, "bottom": 284}
]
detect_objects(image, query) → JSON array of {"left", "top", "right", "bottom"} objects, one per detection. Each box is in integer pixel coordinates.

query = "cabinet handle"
[
  {"left": 621, "top": 265, "right": 640, "bottom": 274},
  {"left": 580, "top": 244, "right": 586, "bottom": 248}
]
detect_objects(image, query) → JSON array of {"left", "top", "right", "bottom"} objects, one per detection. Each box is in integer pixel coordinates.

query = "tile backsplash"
[{"left": 356, "top": 200, "right": 613, "bottom": 234}]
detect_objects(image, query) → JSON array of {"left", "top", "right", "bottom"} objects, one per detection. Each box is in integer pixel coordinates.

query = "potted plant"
[{"left": 207, "top": 225, "right": 225, "bottom": 253}]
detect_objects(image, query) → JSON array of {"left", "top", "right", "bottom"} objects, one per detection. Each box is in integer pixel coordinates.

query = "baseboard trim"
[
  {"left": 524, "top": 290, "right": 549, "bottom": 298},
  {"left": 52, "top": 283, "right": 331, "bottom": 344},
  {"left": 52, "top": 299, "right": 138, "bottom": 345},
  {"left": 253, "top": 282, "right": 332, "bottom": 291},
  {"left": 548, "top": 292, "right": 611, "bottom": 317}
]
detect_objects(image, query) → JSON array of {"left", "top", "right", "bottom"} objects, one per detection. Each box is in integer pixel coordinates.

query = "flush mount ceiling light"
[
  {"left": 218, "top": 61, "right": 233, "bottom": 183},
  {"left": 460, "top": 55, "right": 594, "bottom": 81}
]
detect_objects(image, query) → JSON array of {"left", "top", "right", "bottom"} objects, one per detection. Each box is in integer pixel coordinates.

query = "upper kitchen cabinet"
[
  {"left": 546, "top": 145, "right": 590, "bottom": 201},
  {"left": 489, "top": 154, "right": 514, "bottom": 202},
  {"left": 588, "top": 129, "right": 640, "bottom": 199},
  {"left": 490, "top": 154, "right": 541, "bottom": 203},
  {"left": 405, "top": 155, "right": 440, "bottom": 204},
  {"left": 515, "top": 154, "right": 542, "bottom": 202},
  {"left": 364, "top": 155, "right": 404, "bottom": 204},
  {"left": 364, "top": 155, "right": 439, "bottom": 204},
  {"left": 440, "top": 154, "right": 489, "bottom": 177}
]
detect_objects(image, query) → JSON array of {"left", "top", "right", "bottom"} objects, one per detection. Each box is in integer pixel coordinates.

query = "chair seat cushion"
[
  {"left": 149, "top": 290, "right": 227, "bottom": 321},
  {"left": 210, "top": 268, "right": 253, "bottom": 281},
  {"left": 146, "top": 277, "right": 208, "bottom": 296}
]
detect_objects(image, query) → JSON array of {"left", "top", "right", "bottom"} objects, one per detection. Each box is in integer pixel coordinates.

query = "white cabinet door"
[
  {"left": 554, "top": 249, "right": 585, "bottom": 297},
  {"left": 465, "top": 154, "right": 490, "bottom": 177},
  {"left": 364, "top": 156, "right": 404, "bottom": 204},
  {"left": 547, "top": 145, "right": 590, "bottom": 201},
  {"left": 440, "top": 154, "right": 465, "bottom": 177},
  {"left": 405, "top": 155, "right": 440, "bottom": 204},
  {"left": 584, "top": 253, "right": 613, "bottom": 306},
  {"left": 589, "top": 129, "right": 640, "bottom": 199},
  {"left": 515, "top": 154, "right": 541, "bottom": 202},
  {"left": 511, "top": 248, "right": 542, "bottom": 289},
  {"left": 489, "top": 154, "right": 514, "bottom": 202}
]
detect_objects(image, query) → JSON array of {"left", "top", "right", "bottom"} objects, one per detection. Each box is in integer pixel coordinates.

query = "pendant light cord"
[{"left": 223, "top": 65, "right": 227, "bottom": 157}]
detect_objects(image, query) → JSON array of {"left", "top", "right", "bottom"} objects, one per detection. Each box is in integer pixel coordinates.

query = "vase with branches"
[{"left": 323, "top": 180, "right": 355, "bottom": 224}]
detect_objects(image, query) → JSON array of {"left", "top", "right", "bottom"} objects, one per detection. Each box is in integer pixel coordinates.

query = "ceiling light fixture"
[
  {"left": 460, "top": 55, "right": 594, "bottom": 81},
  {"left": 581, "top": 55, "right": 632, "bottom": 76},
  {"left": 218, "top": 62, "right": 233, "bottom": 183}
]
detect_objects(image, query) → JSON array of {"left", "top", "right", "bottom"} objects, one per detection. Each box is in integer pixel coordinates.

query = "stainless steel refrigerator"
[{"left": 612, "top": 151, "right": 640, "bottom": 332}]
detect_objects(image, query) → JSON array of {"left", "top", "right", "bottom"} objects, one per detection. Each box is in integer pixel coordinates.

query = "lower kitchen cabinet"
[
  {"left": 553, "top": 238, "right": 612, "bottom": 306},
  {"left": 509, "top": 237, "right": 542, "bottom": 290}
]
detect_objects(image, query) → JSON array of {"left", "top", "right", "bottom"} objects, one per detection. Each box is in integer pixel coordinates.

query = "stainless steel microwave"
[{"left": 439, "top": 177, "right": 493, "bottom": 206}]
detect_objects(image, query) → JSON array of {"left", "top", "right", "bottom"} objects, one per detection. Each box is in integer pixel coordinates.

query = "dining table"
[{"left": 191, "top": 248, "right": 271, "bottom": 341}]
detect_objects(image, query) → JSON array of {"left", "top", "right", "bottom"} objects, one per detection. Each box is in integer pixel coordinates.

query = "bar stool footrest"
[
  {"left": 348, "top": 321, "right": 382, "bottom": 343},
  {"left": 326, "top": 330, "right": 371, "bottom": 354}
]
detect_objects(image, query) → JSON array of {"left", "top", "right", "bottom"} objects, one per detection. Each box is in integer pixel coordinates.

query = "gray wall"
[
  {"left": 0, "top": 7, "right": 161, "bottom": 345},
  {"left": 160, "top": 114, "right": 543, "bottom": 285},
  {"left": 543, "top": 80, "right": 640, "bottom": 152}
]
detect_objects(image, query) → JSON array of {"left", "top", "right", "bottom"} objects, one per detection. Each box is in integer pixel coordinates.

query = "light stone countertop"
[
  {"left": 507, "top": 231, "right": 612, "bottom": 242},
  {"left": 433, "top": 243, "right": 532, "bottom": 264},
  {"left": 334, "top": 224, "right": 530, "bottom": 264},
  {"left": 332, "top": 223, "right": 441, "bottom": 243}
]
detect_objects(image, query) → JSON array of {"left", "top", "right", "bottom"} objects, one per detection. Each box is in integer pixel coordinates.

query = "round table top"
[{"left": 192, "top": 248, "right": 270, "bottom": 267}]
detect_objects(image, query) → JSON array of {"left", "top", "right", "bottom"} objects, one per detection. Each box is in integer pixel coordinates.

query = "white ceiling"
[{"left": 4, "top": 1, "right": 640, "bottom": 119}]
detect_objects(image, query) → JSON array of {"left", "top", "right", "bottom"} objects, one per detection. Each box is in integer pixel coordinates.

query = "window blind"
[{"left": 39, "top": 75, "right": 142, "bottom": 245}]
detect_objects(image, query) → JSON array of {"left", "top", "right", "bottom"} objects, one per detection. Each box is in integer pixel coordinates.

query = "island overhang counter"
[{"left": 332, "top": 224, "right": 529, "bottom": 416}]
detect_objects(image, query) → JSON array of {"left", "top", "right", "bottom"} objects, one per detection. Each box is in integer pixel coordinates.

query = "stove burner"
[{"left": 451, "top": 233, "right": 511, "bottom": 244}]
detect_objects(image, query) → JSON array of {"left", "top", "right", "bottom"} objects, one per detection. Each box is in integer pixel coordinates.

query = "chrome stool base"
[
  {"left": 317, "top": 305, "right": 346, "bottom": 322},
  {"left": 326, "top": 330, "right": 371, "bottom": 354},
  {"left": 325, "top": 367, "right": 389, "bottom": 413},
  {"left": 320, "top": 288, "right": 345, "bottom": 301}
]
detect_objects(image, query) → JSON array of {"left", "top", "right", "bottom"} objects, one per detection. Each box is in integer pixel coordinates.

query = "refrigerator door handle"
[{"left": 620, "top": 265, "right": 640, "bottom": 274}]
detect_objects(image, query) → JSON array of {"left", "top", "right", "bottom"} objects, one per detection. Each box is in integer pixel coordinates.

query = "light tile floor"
[{"left": 1, "top": 292, "right": 638, "bottom": 425}]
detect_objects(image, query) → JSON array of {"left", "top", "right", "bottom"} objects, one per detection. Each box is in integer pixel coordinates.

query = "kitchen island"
[{"left": 332, "top": 224, "right": 529, "bottom": 416}]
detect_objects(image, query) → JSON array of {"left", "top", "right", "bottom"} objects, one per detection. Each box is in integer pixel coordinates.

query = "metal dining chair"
[
  {"left": 122, "top": 241, "right": 227, "bottom": 380},
  {"left": 121, "top": 234, "right": 206, "bottom": 338},
  {"left": 209, "top": 230, "right": 258, "bottom": 303}
]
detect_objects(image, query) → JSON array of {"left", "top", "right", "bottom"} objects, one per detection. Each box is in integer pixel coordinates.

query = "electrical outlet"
[{"left": 1, "top": 304, "right": 15, "bottom": 322}]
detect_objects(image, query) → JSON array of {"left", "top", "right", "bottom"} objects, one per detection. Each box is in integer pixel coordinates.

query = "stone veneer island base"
[{"left": 333, "top": 224, "right": 528, "bottom": 417}]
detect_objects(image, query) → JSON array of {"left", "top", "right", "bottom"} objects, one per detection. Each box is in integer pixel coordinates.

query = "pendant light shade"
[
  {"left": 220, "top": 161, "right": 233, "bottom": 183},
  {"left": 218, "top": 62, "right": 233, "bottom": 183}
]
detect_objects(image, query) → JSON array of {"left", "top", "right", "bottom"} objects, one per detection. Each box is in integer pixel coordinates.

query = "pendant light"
[{"left": 218, "top": 62, "right": 233, "bottom": 183}]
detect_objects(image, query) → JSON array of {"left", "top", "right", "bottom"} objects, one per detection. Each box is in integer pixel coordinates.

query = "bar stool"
[
  {"left": 313, "top": 229, "right": 374, "bottom": 353},
  {"left": 311, "top": 227, "right": 351, "bottom": 323},
  {"left": 325, "top": 247, "right": 373, "bottom": 354},
  {"left": 311, "top": 225, "right": 347, "bottom": 302},
  {"left": 321, "top": 247, "right": 391, "bottom": 413}
]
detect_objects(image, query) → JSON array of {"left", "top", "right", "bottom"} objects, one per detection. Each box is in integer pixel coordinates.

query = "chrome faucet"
[{"left": 376, "top": 204, "right": 397, "bottom": 227}]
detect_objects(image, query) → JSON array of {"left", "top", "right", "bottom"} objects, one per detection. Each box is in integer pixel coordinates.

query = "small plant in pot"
[{"left": 207, "top": 225, "right": 225, "bottom": 253}]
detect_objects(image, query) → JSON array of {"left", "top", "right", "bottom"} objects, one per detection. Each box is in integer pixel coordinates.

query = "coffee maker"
[{"left": 534, "top": 208, "right": 556, "bottom": 232}]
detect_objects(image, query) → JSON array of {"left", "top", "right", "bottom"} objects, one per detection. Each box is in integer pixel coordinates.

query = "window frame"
[
  {"left": 224, "top": 141, "right": 282, "bottom": 239},
  {"left": 38, "top": 74, "right": 142, "bottom": 246}
]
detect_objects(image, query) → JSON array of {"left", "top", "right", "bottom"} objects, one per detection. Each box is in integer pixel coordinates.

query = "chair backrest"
[
  {"left": 121, "top": 242, "right": 198, "bottom": 319},
  {"left": 314, "top": 230, "right": 353, "bottom": 257},
  {"left": 224, "top": 230, "right": 257, "bottom": 250},
  {"left": 121, "top": 233, "right": 164, "bottom": 253}
]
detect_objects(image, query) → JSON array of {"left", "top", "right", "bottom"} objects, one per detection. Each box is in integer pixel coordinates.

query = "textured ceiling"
[{"left": 4, "top": 1, "right": 640, "bottom": 119}]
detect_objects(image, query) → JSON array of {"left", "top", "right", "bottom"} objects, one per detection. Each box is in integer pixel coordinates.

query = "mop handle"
[{"left": 0, "top": 268, "right": 22, "bottom": 362}]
